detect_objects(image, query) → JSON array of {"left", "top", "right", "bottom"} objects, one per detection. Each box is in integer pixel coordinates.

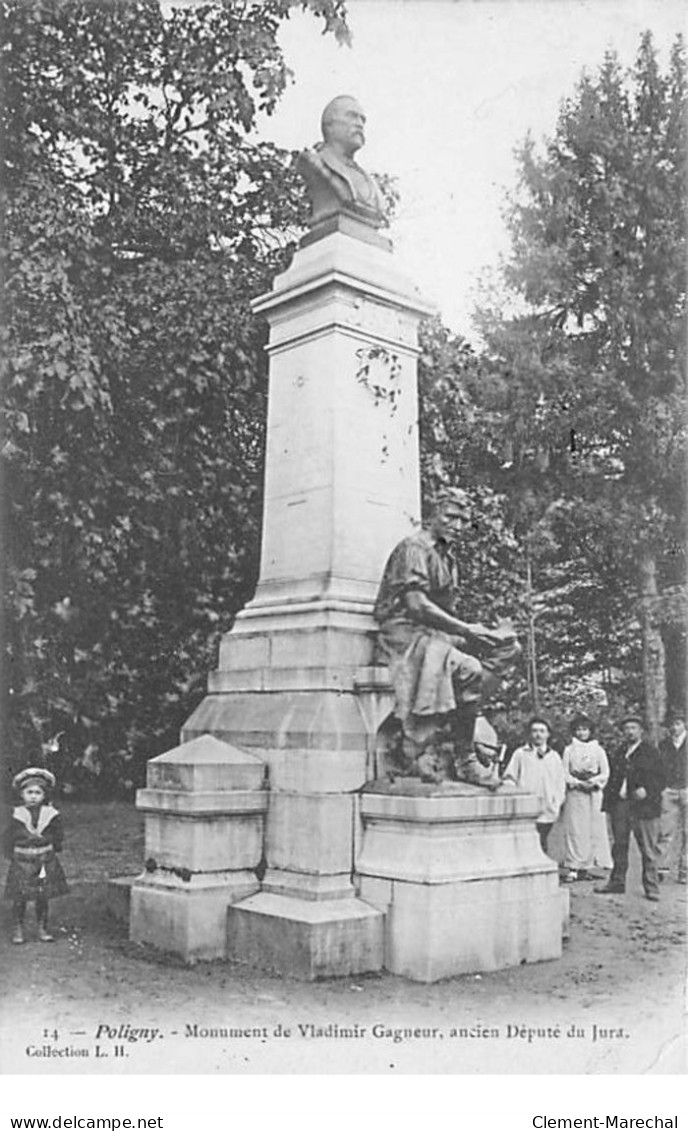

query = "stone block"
[
  {"left": 130, "top": 871, "right": 258, "bottom": 964},
  {"left": 218, "top": 633, "right": 270, "bottom": 671},
  {"left": 226, "top": 891, "right": 384, "bottom": 979},
  {"left": 129, "top": 735, "right": 268, "bottom": 962},
  {"left": 142, "top": 808, "right": 265, "bottom": 873},
  {"left": 357, "top": 785, "right": 549, "bottom": 884},
  {"left": 260, "top": 748, "right": 368, "bottom": 794},
  {"left": 106, "top": 875, "right": 136, "bottom": 923},
  {"left": 247, "top": 228, "right": 428, "bottom": 602},
  {"left": 266, "top": 792, "right": 355, "bottom": 875},
  {"left": 183, "top": 689, "right": 371, "bottom": 755},
  {"left": 385, "top": 877, "right": 563, "bottom": 982},
  {"left": 145, "top": 734, "right": 264, "bottom": 793},
  {"left": 261, "top": 868, "right": 354, "bottom": 901},
  {"left": 209, "top": 666, "right": 356, "bottom": 694},
  {"left": 561, "top": 886, "right": 571, "bottom": 941},
  {"left": 356, "top": 784, "right": 564, "bottom": 982},
  {"left": 210, "top": 606, "right": 382, "bottom": 684},
  {"left": 268, "top": 625, "right": 371, "bottom": 670},
  {"left": 253, "top": 229, "right": 434, "bottom": 329},
  {"left": 136, "top": 789, "right": 268, "bottom": 816},
  {"left": 357, "top": 875, "right": 393, "bottom": 911}
]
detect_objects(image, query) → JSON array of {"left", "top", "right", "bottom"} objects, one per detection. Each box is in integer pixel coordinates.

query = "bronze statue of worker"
[
  {"left": 296, "top": 95, "right": 385, "bottom": 227},
  {"left": 374, "top": 489, "right": 522, "bottom": 787}
]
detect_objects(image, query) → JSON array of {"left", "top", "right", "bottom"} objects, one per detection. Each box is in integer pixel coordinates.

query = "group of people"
[{"left": 501, "top": 710, "right": 687, "bottom": 901}]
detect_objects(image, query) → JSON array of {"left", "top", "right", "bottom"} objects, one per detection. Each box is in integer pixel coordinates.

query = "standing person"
[
  {"left": 373, "top": 489, "right": 521, "bottom": 786},
  {"left": 561, "top": 715, "right": 612, "bottom": 882},
  {"left": 657, "top": 708, "right": 687, "bottom": 885},
  {"left": 4, "top": 768, "right": 68, "bottom": 943},
  {"left": 502, "top": 718, "right": 566, "bottom": 853},
  {"left": 597, "top": 715, "right": 666, "bottom": 902}
]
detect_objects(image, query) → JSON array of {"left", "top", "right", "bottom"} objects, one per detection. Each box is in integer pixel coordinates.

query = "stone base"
[
  {"left": 367, "top": 872, "right": 563, "bottom": 982},
  {"left": 561, "top": 886, "right": 571, "bottom": 941},
  {"left": 182, "top": 686, "right": 389, "bottom": 803},
  {"left": 130, "top": 871, "right": 259, "bottom": 963},
  {"left": 107, "top": 875, "right": 136, "bottom": 923},
  {"left": 357, "top": 784, "right": 564, "bottom": 982},
  {"left": 261, "top": 868, "right": 354, "bottom": 901},
  {"left": 226, "top": 891, "right": 384, "bottom": 980}
]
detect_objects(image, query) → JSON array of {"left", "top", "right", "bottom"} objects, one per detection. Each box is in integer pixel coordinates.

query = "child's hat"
[{"left": 12, "top": 767, "right": 56, "bottom": 793}]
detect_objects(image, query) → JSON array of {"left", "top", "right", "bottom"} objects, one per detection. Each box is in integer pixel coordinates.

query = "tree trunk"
[
  {"left": 525, "top": 549, "right": 541, "bottom": 712},
  {"left": 662, "top": 621, "right": 687, "bottom": 712},
  {"left": 639, "top": 550, "right": 666, "bottom": 745}
]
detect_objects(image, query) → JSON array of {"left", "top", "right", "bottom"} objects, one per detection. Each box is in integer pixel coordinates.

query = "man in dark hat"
[
  {"left": 657, "top": 707, "right": 687, "bottom": 884},
  {"left": 373, "top": 490, "right": 521, "bottom": 786},
  {"left": 597, "top": 715, "right": 666, "bottom": 901}
]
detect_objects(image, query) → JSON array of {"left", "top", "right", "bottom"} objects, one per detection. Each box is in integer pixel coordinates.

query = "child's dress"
[{"left": 4, "top": 804, "right": 68, "bottom": 899}]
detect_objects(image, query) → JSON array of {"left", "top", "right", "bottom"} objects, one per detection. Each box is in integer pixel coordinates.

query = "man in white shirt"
[{"left": 502, "top": 718, "right": 566, "bottom": 854}]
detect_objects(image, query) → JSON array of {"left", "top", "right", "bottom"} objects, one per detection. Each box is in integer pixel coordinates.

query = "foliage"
[
  {"left": 2, "top": 0, "right": 350, "bottom": 789},
  {"left": 417, "top": 36, "right": 686, "bottom": 726},
  {"left": 465, "top": 33, "right": 686, "bottom": 729}
]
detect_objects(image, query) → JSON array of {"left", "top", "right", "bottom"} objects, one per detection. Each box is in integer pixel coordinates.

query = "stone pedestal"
[
  {"left": 183, "top": 223, "right": 432, "bottom": 710},
  {"left": 183, "top": 220, "right": 433, "bottom": 978},
  {"left": 356, "top": 783, "right": 564, "bottom": 982},
  {"left": 226, "top": 892, "right": 384, "bottom": 980},
  {"left": 130, "top": 735, "right": 266, "bottom": 963}
]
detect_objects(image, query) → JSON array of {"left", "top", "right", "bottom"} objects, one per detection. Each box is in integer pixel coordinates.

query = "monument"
[{"left": 128, "top": 95, "right": 566, "bottom": 980}]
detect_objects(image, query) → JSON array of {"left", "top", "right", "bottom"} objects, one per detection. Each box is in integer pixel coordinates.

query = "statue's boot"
[
  {"left": 453, "top": 706, "right": 500, "bottom": 791},
  {"left": 416, "top": 750, "right": 444, "bottom": 784}
]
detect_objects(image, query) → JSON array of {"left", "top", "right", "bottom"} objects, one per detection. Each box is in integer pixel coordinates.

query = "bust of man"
[{"left": 297, "top": 95, "right": 385, "bottom": 228}]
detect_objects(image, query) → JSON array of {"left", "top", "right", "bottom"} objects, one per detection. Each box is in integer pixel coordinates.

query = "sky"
[{"left": 258, "top": 0, "right": 685, "bottom": 338}]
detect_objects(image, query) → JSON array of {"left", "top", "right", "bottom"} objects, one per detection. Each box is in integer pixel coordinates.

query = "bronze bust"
[{"left": 297, "top": 95, "right": 385, "bottom": 228}]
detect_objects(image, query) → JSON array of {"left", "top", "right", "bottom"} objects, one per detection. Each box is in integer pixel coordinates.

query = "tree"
[
  {"left": 472, "top": 33, "right": 687, "bottom": 737},
  {"left": 417, "top": 318, "right": 532, "bottom": 711},
  {"left": 2, "top": 0, "right": 350, "bottom": 787}
]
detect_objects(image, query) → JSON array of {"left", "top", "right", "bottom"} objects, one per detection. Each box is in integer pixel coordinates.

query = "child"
[{"left": 4, "top": 767, "right": 68, "bottom": 943}]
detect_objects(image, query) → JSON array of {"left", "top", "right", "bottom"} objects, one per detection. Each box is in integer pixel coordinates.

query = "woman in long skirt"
[{"left": 561, "top": 715, "right": 612, "bottom": 881}]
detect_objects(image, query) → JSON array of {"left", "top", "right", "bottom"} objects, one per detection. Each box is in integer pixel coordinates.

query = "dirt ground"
[{"left": 1, "top": 800, "right": 685, "bottom": 1075}]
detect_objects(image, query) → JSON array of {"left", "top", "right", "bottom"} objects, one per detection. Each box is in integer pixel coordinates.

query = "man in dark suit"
[
  {"left": 657, "top": 707, "right": 687, "bottom": 884},
  {"left": 597, "top": 714, "right": 666, "bottom": 901}
]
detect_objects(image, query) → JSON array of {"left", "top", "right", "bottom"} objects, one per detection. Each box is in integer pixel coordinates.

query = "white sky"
[{"left": 260, "top": 0, "right": 685, "bottom": 337}]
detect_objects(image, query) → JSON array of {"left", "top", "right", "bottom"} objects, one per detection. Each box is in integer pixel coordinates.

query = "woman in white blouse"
[{"left": 561, "top": 715, "right": 612, "bottom": 881}]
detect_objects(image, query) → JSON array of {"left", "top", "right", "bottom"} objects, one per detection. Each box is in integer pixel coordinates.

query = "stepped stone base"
[
  {"left": 356, "top": 783, "right": 564, "bottom": 982},
  {"left": 131, "top": 871, "right": 258, "bottom": 963},
  {"left": 226, "top": 891, "right": 384, "bottom": 980},
  {"left": 128, "top": 735, "right": 267, "bottom": 963}
]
